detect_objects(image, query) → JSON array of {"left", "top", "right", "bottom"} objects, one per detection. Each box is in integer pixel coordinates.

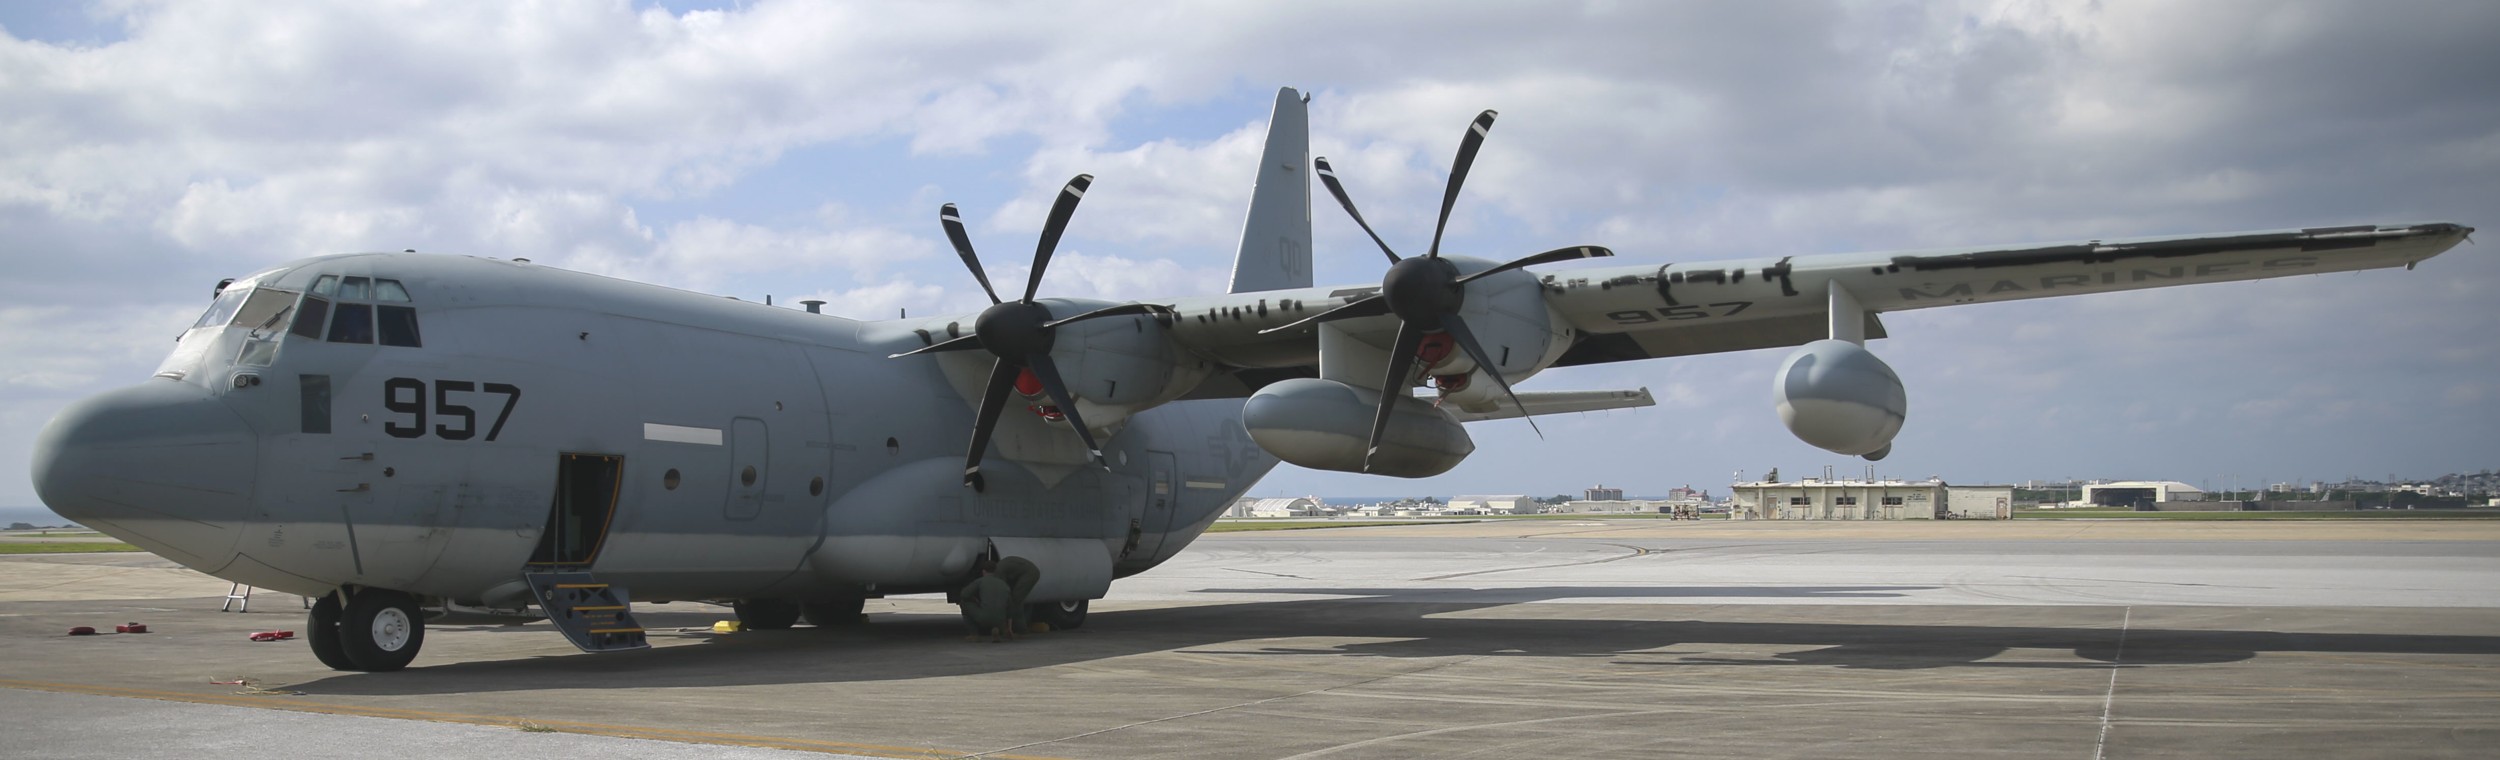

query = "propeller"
[
  {"left": 1265, "top": 109, "right": 1613, "bottom": 473},
  {"left": 889, "top": 174, "right": 1171, "bottom": 489}
]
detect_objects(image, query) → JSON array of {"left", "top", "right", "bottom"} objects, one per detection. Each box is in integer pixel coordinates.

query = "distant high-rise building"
[{"left": 1584, "top": 484, "right": 1624, "bottom": 501}]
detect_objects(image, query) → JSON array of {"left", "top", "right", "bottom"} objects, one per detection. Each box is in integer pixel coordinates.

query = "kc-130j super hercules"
[{"left": 32, "top": 88, "right": 2473, "bottom": 671}]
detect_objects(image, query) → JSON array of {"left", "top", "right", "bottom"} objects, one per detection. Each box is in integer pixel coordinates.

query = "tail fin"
[{"left": 1227, "top": 87, "right": 1313, "bottom": 294}]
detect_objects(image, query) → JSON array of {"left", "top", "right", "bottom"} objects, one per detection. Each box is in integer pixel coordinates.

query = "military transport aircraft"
[{"left": 31, "top": 87, "right": 2472, "bottom": 672}]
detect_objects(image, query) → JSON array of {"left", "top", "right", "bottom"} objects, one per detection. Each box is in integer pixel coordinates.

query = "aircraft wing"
[
  {"left": 1540, "top": 222, "right": 2472, "bottom": 366},
  {"left": 1439, "top": 387, "right": 1655, "bottom": 422},
  {"left": 1161, "top": 222, "right": 2472, "bottom": 375}
]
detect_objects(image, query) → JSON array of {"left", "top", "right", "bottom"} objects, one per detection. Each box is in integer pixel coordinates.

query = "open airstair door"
[{"left": 523, "top": 453, "right": 648, "bottom": 652}]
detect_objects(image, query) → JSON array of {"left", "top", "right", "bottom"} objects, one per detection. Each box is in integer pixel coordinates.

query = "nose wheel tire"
[
  {"left": 1030, "top": 599, "right": 1088, "bottom": 630},
  {"left": 305, "top": 593, "right": 358, "bottom": 671},
  {"left": 338, "top": 589, "right": 425, "bottom": 672}
]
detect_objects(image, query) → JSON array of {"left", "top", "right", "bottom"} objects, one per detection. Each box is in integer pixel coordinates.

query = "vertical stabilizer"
[{"left": 1227, "top": 87, "right": 1313, "bottom": 294}]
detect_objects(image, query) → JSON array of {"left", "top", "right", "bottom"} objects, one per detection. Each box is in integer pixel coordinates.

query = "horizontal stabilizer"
[{"left": 1443, "top": 387, "right": 1655, "bottom": 422}]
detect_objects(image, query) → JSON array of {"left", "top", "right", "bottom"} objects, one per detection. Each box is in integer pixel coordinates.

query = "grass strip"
[
  {"left": 2012, "top": 509, "right": 2500, "bottom": 520},
  {"left": 1205, "top": 521, "right": 1463, "bottom": 532},
  {"left": 0, "top": 541, "right": 143, "bottom": 554}
]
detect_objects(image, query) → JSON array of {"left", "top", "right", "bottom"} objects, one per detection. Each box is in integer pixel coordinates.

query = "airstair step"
[{"left": 523, "top": 571, "right": 651, "bottom": 653}]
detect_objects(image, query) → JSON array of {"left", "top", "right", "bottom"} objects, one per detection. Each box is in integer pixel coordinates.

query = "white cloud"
[{"left": 3, "top": 0, "right": 2498, "bottom": 506}]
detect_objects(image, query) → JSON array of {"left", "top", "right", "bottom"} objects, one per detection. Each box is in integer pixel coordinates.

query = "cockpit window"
[
  {"left": 377, "top": 305, "right": 421, "bottom": 347},
  {"left": 290, "top": 274, "right": 420, "bottom": 347},
  {"left": 327, "top": 303, "right": 375, "bottom": 344},
  {"left": 292, "top": 296, "right": 331, "bottom": 340},
  {"left": 233, "top": 288, "right": 298, "bottom": 333},
  {"left": 193, "top": 287, "right": 251, "bottom": 329}
]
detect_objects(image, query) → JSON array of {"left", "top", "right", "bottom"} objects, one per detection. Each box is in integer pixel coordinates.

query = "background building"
[
  {"left": 1227, "top": 496, "right": 1326, "bottom": 518},
  {"left": 1732, "top": 478, "right": 2014, "bottom": 520},
  {"left": 1584, "top": 484, "right": 1625, "bottom": 501},
  {"left": 1446, "top": 495, "right": 1539, "bottom": 515},
  {"left": 2080, "top": 481, "right": 2205, "bottom": 509}
]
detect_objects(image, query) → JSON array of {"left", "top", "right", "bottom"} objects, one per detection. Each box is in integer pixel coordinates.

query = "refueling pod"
[
  {"left": 1773, "top": 339, "right": 1907, "bottom": 460},
  {"left": 1243, "top": 378, "right": 1474, "bottom": 477}
]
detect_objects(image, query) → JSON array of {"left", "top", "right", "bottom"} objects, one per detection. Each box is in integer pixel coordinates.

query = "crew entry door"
[{"left": 532, "top": 453, "right": 621, "bottom": 567}]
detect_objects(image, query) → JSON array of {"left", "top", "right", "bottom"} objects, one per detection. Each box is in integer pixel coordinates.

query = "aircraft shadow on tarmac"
[{"left": 291, "top": 587, "right": 2500, "bottom": 695}]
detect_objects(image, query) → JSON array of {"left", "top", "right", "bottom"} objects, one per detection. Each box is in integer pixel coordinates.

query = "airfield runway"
[{"left": 2, "top": 519, "right": 2496, "bottom": 759}]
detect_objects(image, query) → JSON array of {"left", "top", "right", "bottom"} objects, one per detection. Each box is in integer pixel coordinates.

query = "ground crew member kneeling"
[
  {"left": 996, "top": 555, "right": 1042, "bottom": 633},
  {"left": 957, "top": 560, "right": 1012, "bottom": 642}
]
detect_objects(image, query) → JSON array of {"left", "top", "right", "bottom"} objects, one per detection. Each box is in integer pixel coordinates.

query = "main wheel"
[
  {"left": 733, "top": 598, "right": 801, "bottom": 630},
  {"left": 338, "top": 589, "right": 424, "bottom": 672},
  {"left": 1031, "top": 599, "right": 1088, "bottom": 630},
  {"left": 801, "top": 595, "right": 866, "bottom": 627},
  {"left": 305, "top": 593, "right": 358, "bottom": 671}
]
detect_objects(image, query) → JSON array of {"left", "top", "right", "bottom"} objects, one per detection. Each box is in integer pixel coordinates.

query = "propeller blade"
[
  {"left": 1440, "top": 317, "right": 1543, "bottom": 440},
  {"left": 940, "top": 203, "right": 1002, "bottom": 305},
  {"left": 888, "top": 332, "right": 986, "bottom": 359},
  {"left": 1455, "top": 245, "right": 1613, "bottom": 285},
  {"left": 1258, "top": 293, "right": 1389, "bottom": 335},
  {"left": 963, "top": 359, "right": 1020, "bottom": 488},
  {"left": 1025, "top": 174, "right": 1093, "bottom": 304},
  {"left": 1362, "top": 321, "right": 1429, "bottom": 473},
  {"left": 1041, "top": 302, "right": 1172, "bottom": 330},
  {"left": 1426, "top": 110, "right": 1497, "bottom": 259},
  {"left": 1312, "top": 157, "right": 1401, "bottom": 265},
  {"left": 1024, "top": 353, "right": 1106, "bottom": 467}
]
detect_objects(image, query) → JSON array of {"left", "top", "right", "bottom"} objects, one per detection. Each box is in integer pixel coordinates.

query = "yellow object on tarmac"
[{"left": 712, "top": 620, "right": 744, "bottom": 633}]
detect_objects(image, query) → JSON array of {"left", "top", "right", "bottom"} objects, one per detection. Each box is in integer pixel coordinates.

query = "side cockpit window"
[
  {"left": 296, "top": 275, "right": 421, "bottom": 348},
  {"left": 377, "top": 305, "right": 421, "bottom": 347},
  {"left": 291, "top": 297, "right": 331, "bottom": 340},
  {"left": 327, "top": 303, "right": 375, "bottom": 343}
]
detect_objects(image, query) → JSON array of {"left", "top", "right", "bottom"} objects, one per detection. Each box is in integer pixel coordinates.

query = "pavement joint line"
[
  {"left": 0, "top": 678, "right": 1067, "bottom": 760},
  {"left": 966, "top": 655, "right": 1491, "bottom": 759},
  {"left": 1418, "top": 541, "right": 1647, "bottom": 581},
  {"left": 1274, "top": 705, "right": 1695, "bottom": 760},
  {"left": 2093, "top": 606, "right": 2132, "bottom": 760}
]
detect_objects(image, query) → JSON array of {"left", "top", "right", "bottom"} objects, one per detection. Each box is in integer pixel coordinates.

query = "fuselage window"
[
  {"left": 339, "top": 276, "right": 373, "bottom": 301},
  {"left": 290, "top": 296, "right": 332, "bottom": 340},
  {"left": 310, "top": 275, "right": 339, "bottom": 298},
  {"left": 376, "top": 279, "right": 412, "bottom": 302},
  {"left": 327, "top": 303, "right": 375, "bottom": 344},
  {"left": 300, "top": 374, "right": 331, "bottom": 434},
  {"left": 377, "top": 305, "right": 422, "bottom": 347}
]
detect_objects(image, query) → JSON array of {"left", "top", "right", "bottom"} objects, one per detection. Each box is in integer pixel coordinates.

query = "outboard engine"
[
  {"left": 1773, "top": 339, "right": 1907, "bottom": 460},
  {"left": 1243, "top": 378, "right": 1473, "bottom": 477}
]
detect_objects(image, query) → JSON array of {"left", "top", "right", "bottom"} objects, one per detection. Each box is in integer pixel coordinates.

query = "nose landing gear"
[{"left": 307, "top": 588, "right": 426, "bottom": 672}]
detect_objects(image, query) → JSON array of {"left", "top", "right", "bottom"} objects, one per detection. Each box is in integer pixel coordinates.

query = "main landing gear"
[{"left": 308, "top": 588, "right": 425, "bottom": 672}]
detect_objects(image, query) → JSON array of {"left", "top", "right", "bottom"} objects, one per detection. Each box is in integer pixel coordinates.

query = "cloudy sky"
[{"left": 3, "top": 0, "right": 2494, "bottom": 510}]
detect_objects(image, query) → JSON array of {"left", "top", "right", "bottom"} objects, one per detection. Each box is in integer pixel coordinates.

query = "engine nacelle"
[
  {"left": 1050, "top": 301, "right": 1211, "bottom": 417},
  {"left": 1243, "top": 378, "right": 1473, "bottom": 478},
  {"left": 1773, "top": 339, "right": 1907, "bottom": 459}
]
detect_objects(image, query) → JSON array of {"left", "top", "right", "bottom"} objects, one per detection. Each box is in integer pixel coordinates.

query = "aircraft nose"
[{"left": 32, "top": 381, "right": 256, "bottom": 571}]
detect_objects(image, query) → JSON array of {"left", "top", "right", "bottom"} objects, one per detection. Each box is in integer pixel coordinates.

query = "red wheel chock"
[{"left": 248, "top": 630, "right": 296, "bottom": 642}]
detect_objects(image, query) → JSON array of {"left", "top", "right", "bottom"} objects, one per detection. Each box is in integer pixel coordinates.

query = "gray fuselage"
[{"left": 32, "top": 252, "right": 1277, "bottom": 606}]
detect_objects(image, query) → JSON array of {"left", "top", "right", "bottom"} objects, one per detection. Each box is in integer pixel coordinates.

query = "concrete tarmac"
[{"left": 2, "top": 519, "right": 2496, "bottom": 758}]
